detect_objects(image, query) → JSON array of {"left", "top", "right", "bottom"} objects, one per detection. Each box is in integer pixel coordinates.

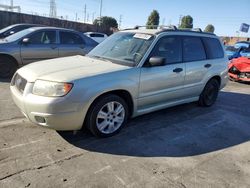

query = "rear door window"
[
  {"left": 183, "top": 37, "right": 206, "bottom": 62},
  {"left": 29, "top": 30, "right": 56, "bottom": 44},
  {"left": 60, "top": 32, "right": 85, "bottom": 45},
  {"left": 202, "top": 37, "right": 224, "bottom": 59}
]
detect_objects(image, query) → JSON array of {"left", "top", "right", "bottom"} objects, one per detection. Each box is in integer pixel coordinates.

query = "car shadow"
[{"left": 58, "top": 91, "right": 250, "bottom": 157}]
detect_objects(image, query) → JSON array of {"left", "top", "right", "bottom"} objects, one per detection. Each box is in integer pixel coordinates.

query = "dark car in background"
[
  {"left": 227, "top": 41, "right": 250, "bottom": 60},
  {"left": 0, "top": 24, "right": 42, "bottom": 39},
  {"left": 225, "top": 45, "right": 238, "bottom": 57},
  {"left": 0, "top": 27, "right": 98, "bottom": 78}
]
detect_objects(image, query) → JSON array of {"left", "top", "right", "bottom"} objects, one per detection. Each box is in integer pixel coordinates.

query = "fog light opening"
[{"left": 35, "top": 116, "right": 46, "bottom": 124}]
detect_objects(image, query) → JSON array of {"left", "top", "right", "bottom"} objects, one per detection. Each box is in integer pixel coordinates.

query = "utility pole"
[
  {"left": 84, "top": 4, "right": 86, "bottom": 23},
  {"left": 99, "top": 0, "right": 103, "bottom": 26},
  {"left": 119, "top": 15, "right": 122, "bottom": 29},
  {"left": 75, "top": 13, "right": 78, "bottom": 22},
  {"left": 178, "top": 15, "right": 183, "bottom": 28},
  {"left": 10, "top": 0, "right": 13, "bottom": 12},
  {"left": 92, "top": 12, "right": 95, "bottom": 23},
  {"left": 0, "top": 0, "right": 21, "bottom": 13},
  {"left": 49, "top": 0, "right": 57, "bottom": 18},
  {"left": 87, "top": 13, "right": 89, "bottom": 22}
]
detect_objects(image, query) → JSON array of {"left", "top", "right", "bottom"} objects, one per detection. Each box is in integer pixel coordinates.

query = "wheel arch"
[
  {"left": 82, "top": 89, "right": 134, "bottom": 129},
  {"left": 0, "top": 53, "right": 19, "bottom": 67},
  {"left": 209, "top": 75, "right": 221, "bottom": 86}
]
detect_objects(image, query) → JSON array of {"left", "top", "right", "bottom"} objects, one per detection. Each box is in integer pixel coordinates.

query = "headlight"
[{"left": 32, "top": 80, "right": 73, "bottom": 97}]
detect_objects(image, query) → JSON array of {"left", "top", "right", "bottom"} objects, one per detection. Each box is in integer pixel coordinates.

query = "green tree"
[
  {"left": 146, "top": 10, "right": 160, "bottom": 29},
  {"left": 179, "top": 15, "right": 193, "bottom": 29},
  {"left": 94, "top": 16, "right": 118, "bottom": 29},
  {"left": 204, "top": 24, "right": 215, "bottom": 33}
]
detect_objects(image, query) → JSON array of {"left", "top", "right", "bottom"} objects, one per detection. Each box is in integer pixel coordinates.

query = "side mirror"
[
  {"left": 22, "top": 38, "right": 30, "bottom": 44},
  {"left": 9, "top": 31, "right": 15, "bottom": 35},
  {"left": 148, "top": 56, "right": 165, "bottom": 67}
]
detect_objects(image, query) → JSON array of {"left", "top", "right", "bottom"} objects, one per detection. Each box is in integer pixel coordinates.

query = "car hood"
[
  {"left": 229, "top": 57, "right": 250, "bottom": 72},
  {"left": 17, "top": 55, "right": 131, "bottom": 82}
]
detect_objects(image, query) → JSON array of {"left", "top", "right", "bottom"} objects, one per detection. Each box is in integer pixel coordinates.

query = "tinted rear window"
[
  {"left": 90, "top": 33, "right": 104, "bottom": 37},
  {"left": 60, "top": 32, "right": 84, "bottom": 44},
  {"left": 183, "top": 37, "right": 206, "bottom": 62},
  {"left": 203, "top": 37, "right": 224, "bottom": 59}
]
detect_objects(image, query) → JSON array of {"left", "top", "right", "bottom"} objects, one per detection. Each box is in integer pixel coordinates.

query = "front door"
[
  {"left": 138, "top": 36, "right": 185, "bottom": 111},
  {"left": 20, "top": 30, "right": 58, "bottom": 64}
]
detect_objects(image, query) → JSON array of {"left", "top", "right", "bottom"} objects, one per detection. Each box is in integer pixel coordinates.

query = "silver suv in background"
[
  {"left": 10, "top": 26, "right": 228, "bottom": 137},
  {"left": 85, "top": 32, "right": 108, "bottom": 43},
  {"left": 0, "top": 27, "right": 98, "bottom": 78}
]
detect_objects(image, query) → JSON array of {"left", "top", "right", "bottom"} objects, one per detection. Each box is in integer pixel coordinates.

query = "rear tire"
[
  {"left": 85, "top": 94, "right": 129, "bottom": 137},
  {"left": 0, "top": 56, "right": 17, "bottom": 78},
  {"left": 198, "top": 79, "right": 220, "bottom": 107}
]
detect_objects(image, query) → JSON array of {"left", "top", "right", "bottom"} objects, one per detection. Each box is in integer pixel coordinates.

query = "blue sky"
[{"left": 1, "top": 0, "right": 250, "bottom": 37}]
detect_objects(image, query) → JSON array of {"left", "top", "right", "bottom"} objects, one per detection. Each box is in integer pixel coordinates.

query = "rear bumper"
[{"left": 10, "top": 83, "right": 86, "bottom": 131}]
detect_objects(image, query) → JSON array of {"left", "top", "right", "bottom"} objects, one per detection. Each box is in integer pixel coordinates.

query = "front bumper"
[
  {"left": 10, "top": 81, "right": 86, "bottom": 131},
  {"left": 228, "top": 72, "right": 250, "bottom": 82}
]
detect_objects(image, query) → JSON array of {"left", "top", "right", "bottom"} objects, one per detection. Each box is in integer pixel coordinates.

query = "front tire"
[
  {"left": 0, "top": 56, "right": 17, "bottom": 78},
  {"left": 86, "top": 94, "right": 129, "bottom": 137},
  {"left": 198, "top": 79, "right": 220, "bottom": 107}
]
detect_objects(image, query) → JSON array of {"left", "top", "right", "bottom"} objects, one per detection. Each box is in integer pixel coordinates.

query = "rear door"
[
  {"left": 182, "top": 36, "right": 221, "bottom": 98},
  {"left": 58, "top": 31, "right": 86, "bottom": 57},
  {"left": 138, "top": 35, "right": 185, "bottom": 110},
  {"left": 20, "top": 29, "right": 58, "bottom": 64}
]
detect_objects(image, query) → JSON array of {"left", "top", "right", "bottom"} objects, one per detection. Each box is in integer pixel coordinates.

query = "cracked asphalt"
[{"left": 0, "top": 79, "right": 250, "bottom": 188}]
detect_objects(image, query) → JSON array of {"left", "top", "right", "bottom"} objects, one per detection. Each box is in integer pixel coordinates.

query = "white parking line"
[
  {"left": 206, "top": 120, "right": 224, "bottom": 128},
  {"left": 94, "top": 165, "right": 111, "bottom": 174},
  {"left": 115, "top": 175, "right": 126, "bottom": 186},
  {"left": 0, "top": 118, "right": 27, "bottom": 128},
  {"left": 121, "top": 157, "right": 136, "bottom": 162},
  {"left": 0, "top": 139, "right": 43, "bottom": 151}
]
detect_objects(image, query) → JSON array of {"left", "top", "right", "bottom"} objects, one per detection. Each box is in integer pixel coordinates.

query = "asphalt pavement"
[{"left": 0, "top": 79, "right": 250, "bottom": 188}]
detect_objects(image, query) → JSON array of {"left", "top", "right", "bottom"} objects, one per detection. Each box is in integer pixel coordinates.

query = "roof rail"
[
  {"left": 122, "top": 25, "right": 216, "bottom": 35},
  {"left": 159, "top": 25, "right": 178, "bottom": 30},
  {"left": 131, "top": 25, "right": 177, "bottom": 30},
  {"left": 178, "top": 27, "right": 203, "bottom": 32}
]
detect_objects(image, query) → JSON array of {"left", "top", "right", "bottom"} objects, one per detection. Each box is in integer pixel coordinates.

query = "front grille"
[{"left": 11, "top": 74, "right": 27, "bottom": 93}]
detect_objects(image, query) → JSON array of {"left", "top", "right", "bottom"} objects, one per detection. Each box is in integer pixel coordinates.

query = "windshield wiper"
[
  {"left": 123, "top": 57, "right": 134, "bottom": 62},
  {"left": 89, "top": 55, "right": 112, "bottom": 63}
]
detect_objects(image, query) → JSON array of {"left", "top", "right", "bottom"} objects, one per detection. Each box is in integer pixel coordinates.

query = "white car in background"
[{"left": 84, "top": 32, "right": 108, "bottom": 43}]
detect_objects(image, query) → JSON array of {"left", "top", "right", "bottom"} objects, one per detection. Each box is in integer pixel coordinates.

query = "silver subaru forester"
[{"left": 10, "top": 26, "right": 228, "bottom": 137}]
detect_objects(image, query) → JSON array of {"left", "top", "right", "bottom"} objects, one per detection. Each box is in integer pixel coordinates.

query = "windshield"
[
  {"left": 235, "top": 42, "right": 250, "bottom": 49},
  {"left": 0, "top": 25, "right": 13, "bottom": 34},
  {"left": 4, "top": 28, "right": 34, "bottom": 42},
  {"left": 225, "top": 46, "right": 238, "bottom": 52},
  {"left": 88, "top": 32, "right": 155, "bottom": 66}
]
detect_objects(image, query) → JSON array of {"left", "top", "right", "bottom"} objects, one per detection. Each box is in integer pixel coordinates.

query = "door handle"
[
  {"left": 204, "top": 64, "right": 211, "bottom": 68},
  {"left": 173, "top": 68, "right": 183, "bottom": 73},
  {"left": 51, "top": 46, "right": 57, "bottom": 49}
]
